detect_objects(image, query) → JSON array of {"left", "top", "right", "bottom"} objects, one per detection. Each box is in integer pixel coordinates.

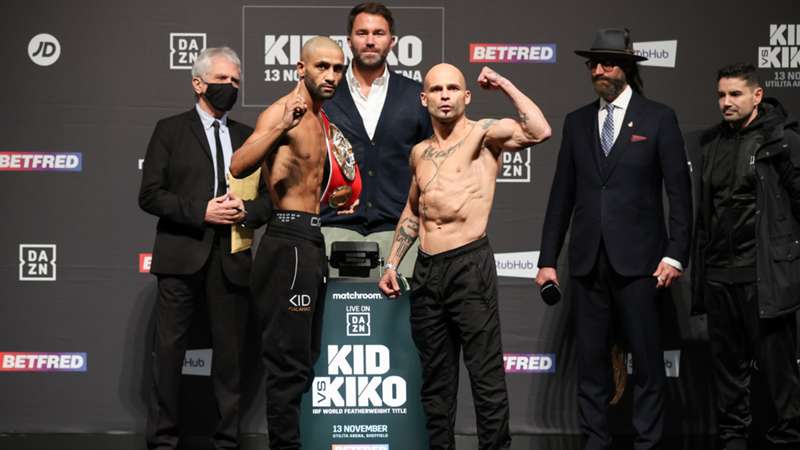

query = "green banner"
[{"left": 300, "top": 280, "right": 428, "bottom": 449}]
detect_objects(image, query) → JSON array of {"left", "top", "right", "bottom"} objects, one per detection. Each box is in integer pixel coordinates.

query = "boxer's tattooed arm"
[
  {"left": 481, "top": 118, "right": 497, "bottom": 130},
  {"left": 393, "top": 217, "right": 420, "bottom": 262}
]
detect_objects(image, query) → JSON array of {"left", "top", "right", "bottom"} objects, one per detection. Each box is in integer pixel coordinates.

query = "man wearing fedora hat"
[{"left": 536, "top": 28, "right": 692, "bottom": 450}]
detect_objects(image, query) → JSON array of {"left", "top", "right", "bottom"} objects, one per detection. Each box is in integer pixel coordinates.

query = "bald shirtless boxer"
[
  {"left": 229, "top": 37, "right": 345, "bottom": 450},
  {"left": 378, "top": 64, "right": 551, "bottom": 450}
]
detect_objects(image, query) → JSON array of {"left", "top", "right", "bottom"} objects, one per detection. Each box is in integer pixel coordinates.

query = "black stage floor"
[{"left": 0, "top": 434, "right": 721, "bottom": 450}]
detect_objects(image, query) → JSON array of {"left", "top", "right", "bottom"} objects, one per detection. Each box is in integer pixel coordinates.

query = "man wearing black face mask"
[{"left": 139, "top": 46, "right": 272, "bottom": 450}]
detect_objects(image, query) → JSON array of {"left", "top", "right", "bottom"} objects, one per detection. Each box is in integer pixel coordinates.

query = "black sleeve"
[
  {"left": 138, "top": 119, "right": 206, "bottom": 229},
  {"left": 656, "top": 107, "right": 693, "bottom": 268},
  {"left": 538, "top": 116, "right": 577, "bottom": 268}
]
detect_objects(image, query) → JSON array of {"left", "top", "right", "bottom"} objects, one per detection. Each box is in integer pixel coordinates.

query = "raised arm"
[
  {"left": 477, "top": 66, "right": 551, "bottom": 152},
  {"left": 230, "top": 80, "right": 308, "bottom": 177}
]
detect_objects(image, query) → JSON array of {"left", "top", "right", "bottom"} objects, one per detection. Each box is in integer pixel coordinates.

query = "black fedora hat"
[{"left": 574, "top": 28, "right": 647, "bottom": 62}]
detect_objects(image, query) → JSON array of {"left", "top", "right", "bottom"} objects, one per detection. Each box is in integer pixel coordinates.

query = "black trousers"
[
  {"left": 705, "top": 280, "right": 800, "bottom": 447},
  {"left": 572, "top": 244, "right": 665, "bottom": 450},
  {"left": 146, "top": 234, "right": 249, "bottom": 450},
  {"left": 410, "top": 237, "right": 511, "bottom": 450},
  {"left": 251, "top": 211, "right": 327, "bottom": 450}
]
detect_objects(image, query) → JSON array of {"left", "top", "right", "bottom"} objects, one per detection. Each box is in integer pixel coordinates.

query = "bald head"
[
  {"left": 420, "top": 63, "right": 471, "bottom": 124},
  {"left": 424, "top": 63, "right": 466, "bottom": 90},
  {"left": 301, "top": 36, "right": 344, "bottom": 62}
]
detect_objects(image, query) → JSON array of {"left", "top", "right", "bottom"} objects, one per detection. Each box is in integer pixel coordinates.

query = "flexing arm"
[
  {"left": 478, "top": 66, "right": 551, "bottom": 151},
  {"left": 230, "top": 80, "right": 308, "bottom": 177}
]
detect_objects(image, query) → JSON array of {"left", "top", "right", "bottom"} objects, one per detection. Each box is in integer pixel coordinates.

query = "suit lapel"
[
  {"left": 583, "top": 100, "right": 604, "bottom": 178},
  {"left": 602, "top": 92, "right": 641, "bottom": 182},
  {"left": 188, "top": 108, "right": 213, "bottom": 163}
]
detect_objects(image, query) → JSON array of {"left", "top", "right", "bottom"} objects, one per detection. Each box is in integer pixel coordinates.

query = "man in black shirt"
[{"left": 692, "top": 62, "right": 800, "bottom": 450}]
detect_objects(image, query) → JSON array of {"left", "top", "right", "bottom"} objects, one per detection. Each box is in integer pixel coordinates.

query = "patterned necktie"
[
  {"left": 212, "top": 120, "right": 226, "bottom": 196},
  {"left": 601, "top": 103, "right": 616, "bottom": 156}
]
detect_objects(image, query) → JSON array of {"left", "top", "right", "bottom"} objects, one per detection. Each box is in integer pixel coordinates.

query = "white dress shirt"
[
  {"left": 597, "top": 84, "right": 632, "bottom": 145},
  {"left": 596, "top": 85, "right": 683, "bottom": 272},
  {"left": 346, "top": 64, "right": 390, "bottom": 140},
  {"left": 195, "top": 104, "right": 232, "bottom": 196}
]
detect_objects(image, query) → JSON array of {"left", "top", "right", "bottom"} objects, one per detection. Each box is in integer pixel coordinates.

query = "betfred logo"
[
  {"left": 494, "top": 251, "right": 539, "bottom": 278},
  {"left": 139, "top": 253, "right": 152, "bottom": 273},
  {"left": 0, "top": 352, "right": 87, "bottom": 372},
  {"left": 0, "top": 152, "right": 82, "bottom": 172},
  {"left": 497, "top": 147, "right": 531, "bottom": 183},
  {"left": 332, "top": 446, "right": 389, "bottom": 450},
  {"left": 633, "top": 40, "right": 678, "bottom": 68},
  {"left": 469, "top": 43, "right": 556, "bottom": 63},
  {"left": 503, "top": 353, "right": 556, "bottom": 374},
  {"left": 170, "top": 33, "right": 206, "bottom": 70},
  {"left": 182, "top": 348, "right": 212, "bottom": 376},
  {"left": 19, "top": 244, "right": 56, "bottom": 281}
]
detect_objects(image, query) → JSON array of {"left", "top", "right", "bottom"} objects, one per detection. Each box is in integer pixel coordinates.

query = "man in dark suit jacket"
[
  {"left": 321, "top": 2, "right": 432, "bottom": 276},
  {"left": 536, "top": 29, "right": 692, "bottom": 450},
  {"left": 138, "top": 47, "right": 271, "bottom": 450}
]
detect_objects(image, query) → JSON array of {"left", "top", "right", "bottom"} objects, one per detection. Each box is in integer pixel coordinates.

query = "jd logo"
[{"left": 28, "top": 33, "right": 61, "bottom": 66}]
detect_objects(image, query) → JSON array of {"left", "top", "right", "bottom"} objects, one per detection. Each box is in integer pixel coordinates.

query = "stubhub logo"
[
  {"left": 0, "top": 352, "right": 87, "bottom": 372},
  {"left": 633, "top": 40, "right": 677, "bottom": 68},
  {"left": 0, "top": 152, "right": 82, "bottom": 171},
  {"left": 494, "top": 251, "right": 539, "bottom": 278},
  {"left": 182, "top": 348, "right": 212, "bottom": 377},
  {"left": 504, "top": 353, "right": 555, "bottom": 374}
]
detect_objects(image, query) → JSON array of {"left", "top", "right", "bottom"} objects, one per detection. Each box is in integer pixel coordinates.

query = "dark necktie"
[{"left": 212, "top": 120, "right": 226, "bottom": 196}]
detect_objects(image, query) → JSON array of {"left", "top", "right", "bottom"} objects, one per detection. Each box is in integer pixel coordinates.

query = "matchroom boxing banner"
[{"left": 300, "top": 281, "right": 428, "bottom": 449}]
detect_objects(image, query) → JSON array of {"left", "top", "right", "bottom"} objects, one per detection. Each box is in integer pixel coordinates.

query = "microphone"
[{"left": 540, "top": 280, "right": 561, "bottom": 306}]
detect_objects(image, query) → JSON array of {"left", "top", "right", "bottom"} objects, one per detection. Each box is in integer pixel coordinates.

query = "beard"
[
  {"left": 592, "top": 75, "right": 627, "bottom": 101},
  {"left": 305, "top": 78, "right": 336, "bottom": 100},
  {"left": 351, "top": 46, "right": 389, "bottom": 71}
]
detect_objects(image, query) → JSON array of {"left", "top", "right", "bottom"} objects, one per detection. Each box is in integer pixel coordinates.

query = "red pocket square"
[{"left": 631, "top": 134, "right": 648, "bottom": 142}]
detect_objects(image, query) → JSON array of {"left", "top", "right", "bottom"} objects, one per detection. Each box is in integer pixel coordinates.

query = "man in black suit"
[
  {"left": 535, "top": 29, "right": 692, "bottom": 450},
  {"left": 139, "top": 46, "right": 272, "bottom": 450},
  {"left": 322, "top": 2, "right": 432, "bottom": 276}
]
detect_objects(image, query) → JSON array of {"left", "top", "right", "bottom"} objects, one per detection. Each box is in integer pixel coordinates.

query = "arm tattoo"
[
  {"left": 481, "top": 118, "right": 497, "bottom": 130},
  {"left": 392, "top": 217, "right": 420, "bottom": 263}
]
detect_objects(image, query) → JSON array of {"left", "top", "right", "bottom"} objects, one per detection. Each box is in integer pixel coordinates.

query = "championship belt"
[{"left": 321, "top": 110, "right": 362, "bottom": 209}]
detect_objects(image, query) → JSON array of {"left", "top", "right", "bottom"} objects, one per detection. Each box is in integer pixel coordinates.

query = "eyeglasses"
[{"left": 585, "top": 59, "right": 619, "bottom": 71}]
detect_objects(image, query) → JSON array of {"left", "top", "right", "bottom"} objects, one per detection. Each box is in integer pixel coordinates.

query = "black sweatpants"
[
  {"left": 409, "top": 236, "right": 511, "bottom": 450},
  {"left": 705, "top": 280, "right": 800, "bottom": 447},
  {"left": 251, "top": 211, "right": 327, "bottom": 450}
]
